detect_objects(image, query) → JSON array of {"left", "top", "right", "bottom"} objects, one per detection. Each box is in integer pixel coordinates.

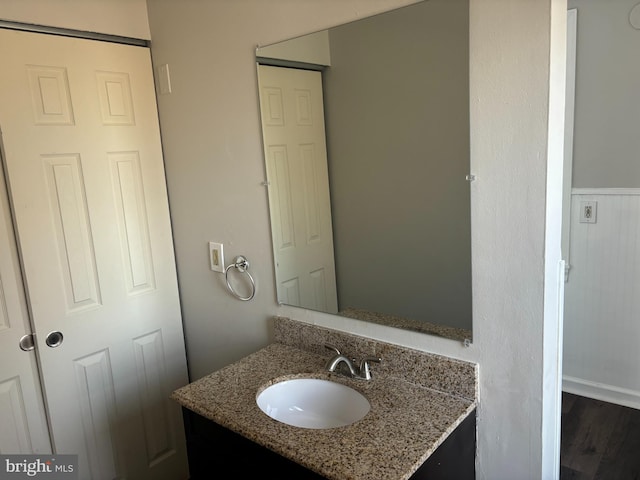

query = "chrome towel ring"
[{"left": 224, "top": 255, "right": 256, "bottom": 301}]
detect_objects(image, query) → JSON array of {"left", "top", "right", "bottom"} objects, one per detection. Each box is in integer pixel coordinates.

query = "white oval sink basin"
[{"left": 256, "top": 378, "right": 370, "bottom": 429}]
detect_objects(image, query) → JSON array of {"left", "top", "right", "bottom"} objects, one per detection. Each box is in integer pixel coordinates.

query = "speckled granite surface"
[
  {"left": 273, "top": 317, "right": 477, "bottom": 401},
  {"left": 172, "top": 317, "right": 478, "bottom": 480},
  {"left": 339, "top": 307, "right": 473, "bottom": 344}
]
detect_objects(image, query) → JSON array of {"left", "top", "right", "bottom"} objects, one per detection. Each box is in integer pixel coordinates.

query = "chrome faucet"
[
  {"left": 324, "top": 344, "right": 381, "bottom": 380},
  {"left": 325, "top": 349, "right": 358, "bottom": 376}
]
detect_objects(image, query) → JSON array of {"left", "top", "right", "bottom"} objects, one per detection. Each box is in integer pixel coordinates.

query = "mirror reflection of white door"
[
  {"left": 0, "top": 29, "right": 189, "bottom": 479},
  {"left": 258, "top": 65, "right": 338, "bottom": 313},
  {"left": 0, "top": 153, "right": 52, "bottom": 455}
]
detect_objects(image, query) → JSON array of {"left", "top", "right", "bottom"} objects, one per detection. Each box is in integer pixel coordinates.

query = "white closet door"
[
  {"left": 0, "top": 142, "right": 52, "bottom": 455},
  {"left": 0, "top": 28, "right": 189, "bottom": 480},
  {"left": 258, "top": 65, "right": 338, "bottom": 313}
]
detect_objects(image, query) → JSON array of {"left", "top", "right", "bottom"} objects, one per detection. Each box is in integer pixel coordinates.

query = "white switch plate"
[
  {"left": 157, "top": 64, "right": 172, "bottom": 95},
  {"left": 209, "top": 242, "right": 224, "bottom": 272},
  {"left": 579, "top": 200, "right": 597, "bottom": 224}
]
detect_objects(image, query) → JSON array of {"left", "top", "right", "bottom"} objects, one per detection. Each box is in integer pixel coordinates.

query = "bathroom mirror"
[{"left": 257, "top": 0, "right": 472, "bottom": 342}]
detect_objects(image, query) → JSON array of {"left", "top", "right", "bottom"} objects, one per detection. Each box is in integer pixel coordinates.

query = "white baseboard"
[{"left": 563, "top": 375, "right": 640, "bottom": 410}]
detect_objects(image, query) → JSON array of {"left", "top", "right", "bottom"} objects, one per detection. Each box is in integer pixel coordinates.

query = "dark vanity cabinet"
[{"left": 183, "top": 408, "right": 476, "bottom": 480}]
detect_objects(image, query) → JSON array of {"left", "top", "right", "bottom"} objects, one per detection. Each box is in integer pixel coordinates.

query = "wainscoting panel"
[{"left": 563, "top": 189, "right": 640, "bottom": 409}]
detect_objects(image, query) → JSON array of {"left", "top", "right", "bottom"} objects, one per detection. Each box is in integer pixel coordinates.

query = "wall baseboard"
[{"left": 563, "top": 375, "right": 640, "bottom": 410}]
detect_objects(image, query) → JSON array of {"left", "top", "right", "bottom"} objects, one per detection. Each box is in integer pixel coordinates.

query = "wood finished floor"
[{"left": 561, "top": 392, "right": 640, "bottom": 480}]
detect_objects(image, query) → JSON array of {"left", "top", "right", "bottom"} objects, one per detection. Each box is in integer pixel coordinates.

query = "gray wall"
[
  {"left": 0, "top": 0, "right": 567, "bottom": 477},
  {"left": 323, "top": 0, "right": 471, "bottom": 329},
  {"left": 145, "top": 0, "right": 566, "bottom": 478},
  {"left": 569, "top": 0, "right": 640, "bottom": 188}
]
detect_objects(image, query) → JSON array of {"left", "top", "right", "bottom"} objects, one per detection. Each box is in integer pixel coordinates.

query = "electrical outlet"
[
  {"left": 579, "top": 201, "right": 597, "bottom": 224},
  {"left": 209, "top": 242, "right": 224, "bottom": 272}
]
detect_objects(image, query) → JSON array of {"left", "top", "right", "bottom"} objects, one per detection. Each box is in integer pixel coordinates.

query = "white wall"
[
  {"left": 146, "top": 1, "right": 566, "bottom": 479},
  {"left": 257, "top": 30, "right": 331, "bottom": 66},
  {"left": 0, "top": 0, "right": 567, "bottom": 478},
  {"left": 564, "top": 190, "right": 640, "bottom": 409},
  {"left": 562, "top": 0, "right": 640, "bottom": 411},
  {"left": 0, "top": 0, "right": 150, "bottom": 39}
]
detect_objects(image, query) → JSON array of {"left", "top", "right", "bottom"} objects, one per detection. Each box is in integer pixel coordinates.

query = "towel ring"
[{"left": 224, "top": 255, "right": 256, "bottom": 301}]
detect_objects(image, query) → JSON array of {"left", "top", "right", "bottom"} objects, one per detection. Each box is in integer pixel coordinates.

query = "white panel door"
[
  {"left": 0, "top": 29, "right": 189, "bottom": 480},
  {"left": 0, "top": 146, "right": 52, "bottom": 455},
  {"left": 258, "top": 65, "right": 338, "bottom": 313}
]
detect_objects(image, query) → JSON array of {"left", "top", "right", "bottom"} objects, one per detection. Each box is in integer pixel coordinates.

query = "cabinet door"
[{"left": 184, "top": 408, "right": 476, "bottom": 480}]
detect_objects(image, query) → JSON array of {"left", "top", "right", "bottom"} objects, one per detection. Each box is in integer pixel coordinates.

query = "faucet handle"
[
  {"left": 324, "top": 344, "right": 341, "bottom": 355},
  {"left": 359, "top": 356, "right": 382, "bottom": 380}
]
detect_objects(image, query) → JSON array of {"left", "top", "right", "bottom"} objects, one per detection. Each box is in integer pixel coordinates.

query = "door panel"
[
  {"left": 0, "top": 29, "right": 189, "bottom": 479},
  {"left": 258, "top": 65, "right": 338, "bottom": 313},
  {"left": 0, "top": 149, "right": 51, "bottom": 455}
]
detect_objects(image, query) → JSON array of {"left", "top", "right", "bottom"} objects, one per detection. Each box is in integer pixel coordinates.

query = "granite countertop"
[
  {"left": 339, "top": 307, "right": 472, "bottom": 343},
  {"left": 172, "top": 340, "right": 476, "bottom": 480}
]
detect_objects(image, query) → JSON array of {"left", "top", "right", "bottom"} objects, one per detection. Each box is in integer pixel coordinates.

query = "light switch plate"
[
  {"left": 209, "top": 242, "right": 224, "bottom": 272},
  {"left": 157, "top": 64, "right": 172, "bottom": 95}
]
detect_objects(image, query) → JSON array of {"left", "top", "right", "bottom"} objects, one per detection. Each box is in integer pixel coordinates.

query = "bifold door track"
[{"left": 0, "top": 19, "right": 149, "bottom": 47}]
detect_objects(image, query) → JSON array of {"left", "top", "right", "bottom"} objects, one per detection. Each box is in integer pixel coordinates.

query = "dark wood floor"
[{"left": 561, "top": 392, "right": 640, "bottom": 479}]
